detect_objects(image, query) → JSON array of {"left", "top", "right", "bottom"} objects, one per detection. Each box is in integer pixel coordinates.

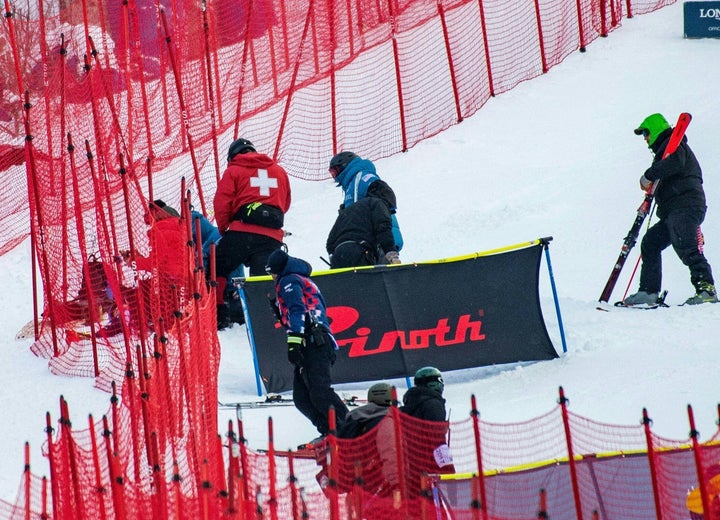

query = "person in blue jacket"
[
  {"left": 265, "top": 248, "right": 348, "bottom": 439},
  {"left": 328, "top": 152, "right": 404, "bottom": 257},
  {"left": 191, "top": 210, "right": 221, "bottom": 272},
  {"left": 191, "top": 209, "right": 245, "bottom": 325}
]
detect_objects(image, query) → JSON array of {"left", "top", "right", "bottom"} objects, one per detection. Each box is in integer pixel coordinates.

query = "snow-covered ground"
[{"left": 2, "top": 0, "right": 720, "bottom": 505}]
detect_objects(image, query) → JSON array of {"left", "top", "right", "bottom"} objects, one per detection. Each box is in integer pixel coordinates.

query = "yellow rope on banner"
[{"left": 240, "top": 238, "right": 546, "bottom": 281}]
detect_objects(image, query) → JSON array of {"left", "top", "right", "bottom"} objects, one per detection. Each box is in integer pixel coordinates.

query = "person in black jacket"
[
  {"left": 399, "top": 367, "right": 455, "bottom": 495},
  {"left": 326, "top": 196, "right": 401, "bottom": 268},
  {"left": 622, "top": 113, "right": 716, "bottom": 306},
  {"left": 401, "top": 366, "right": 449, "bottom": 422},
  {"left": 337, "top": 382, "right": 394, "bottom": 439}
]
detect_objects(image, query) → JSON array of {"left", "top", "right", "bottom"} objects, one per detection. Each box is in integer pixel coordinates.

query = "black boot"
[
  {"left": 216, "top": 303, "right": 232, "bottom": 330},
  {"left": 227, "top": 296, "right": 245, "bottom": 325}
]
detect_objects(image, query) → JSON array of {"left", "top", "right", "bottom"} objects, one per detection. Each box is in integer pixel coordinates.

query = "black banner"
[{"left": 241, "top": 242, "right": 558, "bottom": 394}]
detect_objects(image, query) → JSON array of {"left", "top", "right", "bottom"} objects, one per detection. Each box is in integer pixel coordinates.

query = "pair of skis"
[
  {"left": 218, "top": 393, "right": 367, "bottom": 410},
  {"left": 598, "top": 113, "right": 692, "bottom": 309}
]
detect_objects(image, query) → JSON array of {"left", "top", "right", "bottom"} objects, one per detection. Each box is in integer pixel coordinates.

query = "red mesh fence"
[
  {"left": 1, "top": 0, "right": 673, "bottom": 256},
  {"left": 5, "top": 387, "right": 720, "bottom": 519},
  {"left": 1, "top": 0, "right": 708, "bottom": 518}
]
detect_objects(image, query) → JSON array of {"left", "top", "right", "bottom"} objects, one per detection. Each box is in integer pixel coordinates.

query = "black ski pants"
[
  {"left": 292, "top": 330, "right": 348, "bottom": 435},
  {"left": 215, "top": 231, "right": 282, "bottom": 304},
  {"left": 639, "top": 206, "right": 714, "bottom": 293},
  {"left": 330, "top": 242, "right": 376, "bottom": 269}
]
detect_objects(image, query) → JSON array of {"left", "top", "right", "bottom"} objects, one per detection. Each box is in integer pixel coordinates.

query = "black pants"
[
  {"left": 639, "top": 207, "right": 714, "bottom": 293},
  {"left": 293, "top": 330, "right": 348, "bottom": 435},
  {"left": 216, "top": 231, "right": 282, "bottom": 277},
  {"left": 215, "top": 231, "right": 281, "bottom": 304},
  {"left": 330, "top": 242, "right": 375, "bottom": 269}
]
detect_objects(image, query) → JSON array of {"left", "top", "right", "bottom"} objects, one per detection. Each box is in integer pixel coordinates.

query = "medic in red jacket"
[
  {"left": 213, "top": 142, "right": 291, "bottom": 243},
  {"left": 212, "top": 138, "right": 292, "bottom": 330}
]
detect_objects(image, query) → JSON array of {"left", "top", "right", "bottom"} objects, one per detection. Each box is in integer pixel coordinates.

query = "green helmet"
[
  {"left": 633, "top": 113, "right": 670, "bottom": 148},
  {"left": 414, "top": 366, "right": 444, "bottom": 395},
  {"left": 367, "top": 382, "right": 393, "bottom": 406}
]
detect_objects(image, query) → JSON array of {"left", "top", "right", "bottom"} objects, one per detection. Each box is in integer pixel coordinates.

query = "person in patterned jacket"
[
  {"left": 213, "top": 138, "right": 291, "bottom": 329},
  {"left": 266, "top": 248, "right": 348, "bottom": 439}
]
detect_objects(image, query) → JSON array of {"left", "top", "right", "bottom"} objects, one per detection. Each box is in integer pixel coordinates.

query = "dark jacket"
[
  {"left": 337, "top": 402, "right": 390, "bottom": 439},
  {"left": 326, "top": 197, "right": 397, "bottom": 262},
  {"left": 643, "top": 129, "right": 705, "bottom": 220},
  {"left": 400, "top": 386, "right": 448, "bottom": 422},
  {"left": 400, "top": 386, "right": 455, "bottom": 479},
  {"left": 273, "top": 256, "right": 331, "bottom": 334},
  {"left": 335, "top": 157, "right": 404, "bottom": 251}
]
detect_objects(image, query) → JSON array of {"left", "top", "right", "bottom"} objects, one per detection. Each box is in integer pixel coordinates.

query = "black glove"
[
  {"left": 287, "top": 332, "right": 305, "bottom": 365},
  {"left": 268, "top": 295, "right": 282, "bottom": 323}
]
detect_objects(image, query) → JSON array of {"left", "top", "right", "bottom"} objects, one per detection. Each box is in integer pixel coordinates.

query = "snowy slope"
[{"left": 2, "top": 0, "right": 719, "bottom": 504}]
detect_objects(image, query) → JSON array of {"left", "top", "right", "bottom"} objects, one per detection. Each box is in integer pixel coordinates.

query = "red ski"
[{"left": 598, "top": 113, "right": 692, "bottom": 304}]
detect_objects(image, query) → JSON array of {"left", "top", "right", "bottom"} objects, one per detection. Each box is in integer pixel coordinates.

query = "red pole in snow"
[
  {"left": 88, "top": 414, "right": 108, "bottom": 520},
  {"left": 532, "top": 0, "right": 549, "bottom": 73},
  {"left": 23, "top": 93, "right": 59, "bottom": 352},
  {"left": 159, "top": 8, "right": 207, "bottom": 215},
  {"left": 267, "top": 417, "right": 278, "bottom": 520},
  {"left": 470, "top": 394, "right": 489, "bottom": 520},
  {"left": 235, "top": 409, "right": 251, "bottom": 512},
  {"left": 67, "top": 133, "right": 101, "bottom": 377},
  {"left": 436, "top": 0, "right": 463, "bottom": 123},
  {"left": 200, "top": 5, "right": 221, "bottom": 183},
  {"left": 642, "top": 408, "right": 663, "bottom": 520},
  {"left": 574, "top": 0, "right": 587, "bottom": 51},
  {"left": 689, "top": 405, "right": 713, "bottom": 520},
  {"left": 386, "top": 0, "right": 408, "bottom": 152},
  {"left": 476, "top": 0, "right": 495, "bottom": 97},
  {"left": 226, "top": 421, "right": 239, "bottom": 514},
  {"left": 328, "top": 406, "right": 340, "bottom": 520},
  {"left": 274, "top": 0, "right": 317, "bottom": 160},
  {"left": 558, "top": 386, "right": 584, "bottom": 520},
  {"left": 45, "top": 413, "right": 59, "bottom": 519},
  {"left": 23, "top": 442, "right": 30, "bottom": 520},
  {"left": 232, "top": 0, "right": 255, "bottom": 141},
  {"left": 102, "top": 414, "right": 127, "bottom": 520}
]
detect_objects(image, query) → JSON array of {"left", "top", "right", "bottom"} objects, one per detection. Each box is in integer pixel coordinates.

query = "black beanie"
[
  {"left": 265, "top": 249, "right": 289, "bottom": 275},
  {"left": 152, "top": 199, "right": 180, "bottom": 218}
]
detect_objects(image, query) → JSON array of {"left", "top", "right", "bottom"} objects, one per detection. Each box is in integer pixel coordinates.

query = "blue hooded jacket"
[
  {"left": 335, "top": 157, "right": 404, "bottom": 251},
  {"left": 192, "top": 211, "right": 244, "bottom": 283},
  {"left": 191, "top": 211, "right": 221, "bottom": 264},
  {"left": 274, "top": 256, "right": 331, "bottom": 334}
]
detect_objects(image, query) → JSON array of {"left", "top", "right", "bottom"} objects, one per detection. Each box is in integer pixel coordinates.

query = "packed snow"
[{"left": 2, "top": 1, "right": 719, "bottom": 505}]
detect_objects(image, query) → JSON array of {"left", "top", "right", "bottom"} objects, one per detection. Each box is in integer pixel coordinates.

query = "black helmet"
[
  {"left": 328, "top": 151, "right": 358, "bottom": 178},
  {"left": 228, "top": 138, "right": 256, "bottom": 161},
  {"left": 367, "top": 382, "right": 393, "bottom": 406},
  {"left": 414, "top": 366, "right": 444, "bottom": 395}
]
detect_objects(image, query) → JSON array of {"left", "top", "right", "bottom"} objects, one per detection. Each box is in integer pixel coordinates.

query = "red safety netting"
[
  {"left": 1, "top": 0, "right": 672, "bottom": 256},
  {"left": 4, "top": 385, "right": 720, "bottom": 519},
  {"left": 1, "top": 0, "right": 702, "bottom": 518}
]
